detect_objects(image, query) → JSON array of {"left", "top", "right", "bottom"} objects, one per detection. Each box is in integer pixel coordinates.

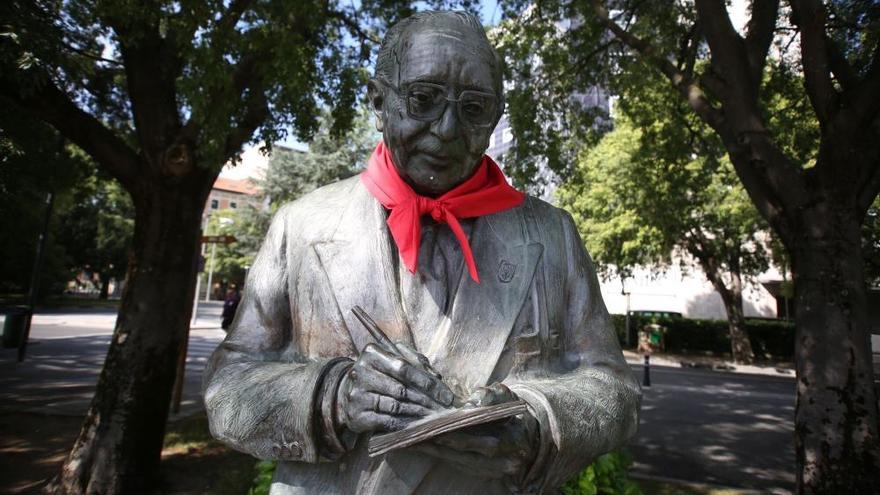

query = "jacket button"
[{"left": 289, "top": 441, "right": 303, "bottom": 459}]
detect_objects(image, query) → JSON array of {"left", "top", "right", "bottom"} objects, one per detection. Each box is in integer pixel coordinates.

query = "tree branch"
[
  {"left": 825, "top": 36, "right": 857, "bottom": 91},
  {"left": 214, "top": 0, "right": 255, "bottom": 33},
  {"left": 694, "top": 0, "right": 758, "bottom": 102},
  {"left": 1, "top": 75, "right": 141, "bottom": 191},
  {"left": 60, "top": 40, "right": 122, "bottom": 66},
  {"left": 222, "top": 88, "right": 269, "bottom": 161},
  {"left": 179, "top": 52, "right": 261, "bottom": 144},
  {"left": 326, "top": 8, "right": 381, "bottom": 46},
  {"left": 848, "top": 38, "right": 880, "bottom": 128},
  {"left": 109, "top": 15, "right": 182, "bottom": 163},
  {"left": 789, "top": 0, "right": 838, "bottom": 123},
  {"left": 744, "top": 0, "right": 780, "bottom": 87},
  {"left": 589, "top": 0, "right": 725, "bottom": 130}
]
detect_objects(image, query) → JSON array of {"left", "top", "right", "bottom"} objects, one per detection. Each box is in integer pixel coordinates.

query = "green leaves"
[
  {"left": 561, "top": 451, "right": 643, "bottom": 495},
  {"left": 262, "top": 109, "right": 379, "bottom": 208}
]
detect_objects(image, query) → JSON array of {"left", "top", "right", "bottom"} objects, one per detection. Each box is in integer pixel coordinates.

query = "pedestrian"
[{"left": 220, "top": 284, "right": 241, "bottom": 331}]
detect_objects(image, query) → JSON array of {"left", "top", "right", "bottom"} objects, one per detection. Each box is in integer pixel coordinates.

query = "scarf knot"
[
  {"left": 360, "top": 141, "right": 525, "bottom": 283},
  {"left": 417, "top": 197, "right": 447, "bottom": 223}
]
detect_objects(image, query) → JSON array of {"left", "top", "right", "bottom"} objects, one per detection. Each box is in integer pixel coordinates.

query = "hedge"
[{"left": 611, "top": 314, "right": 795, "bottom": 361}]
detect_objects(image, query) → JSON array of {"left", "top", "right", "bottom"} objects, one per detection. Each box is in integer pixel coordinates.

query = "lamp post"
[
  {"left": 621, "top": 278, "right": 632, "bottom": 348},
  {"left": 204, "top": 216, "right": 234, "bottom": 302}
]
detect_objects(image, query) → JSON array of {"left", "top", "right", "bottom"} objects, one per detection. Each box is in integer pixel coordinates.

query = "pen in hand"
[{"left": 351, "top": 305, "right": 444, "bottom": 382}]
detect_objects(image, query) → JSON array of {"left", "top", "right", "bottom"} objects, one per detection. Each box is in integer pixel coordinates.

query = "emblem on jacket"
[{"left": 498, "top": 259, "right": 517, "bottom": 283}]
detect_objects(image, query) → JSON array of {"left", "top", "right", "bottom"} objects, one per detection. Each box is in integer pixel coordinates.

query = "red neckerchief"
[{"left": 360, "top": 141, "right": 525, "bottom": 283}]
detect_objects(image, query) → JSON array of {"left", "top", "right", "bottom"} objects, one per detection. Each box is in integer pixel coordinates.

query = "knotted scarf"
[{"left": 360, "top": 141, "right": 525, "bottom": 283}]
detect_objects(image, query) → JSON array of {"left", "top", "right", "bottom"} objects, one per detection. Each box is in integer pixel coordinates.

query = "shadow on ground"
[{"left": 629, "top": 366, "right": 795, "bottom": 493}]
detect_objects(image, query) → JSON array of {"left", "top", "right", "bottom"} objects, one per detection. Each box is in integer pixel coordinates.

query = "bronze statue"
[{"left": 203, "top": 10, "right": 640, "bottom": 494}]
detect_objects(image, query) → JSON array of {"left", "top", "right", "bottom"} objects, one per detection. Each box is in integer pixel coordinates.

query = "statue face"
[{"left": 371, "top": 29, "right": 501, "bottom": 197}]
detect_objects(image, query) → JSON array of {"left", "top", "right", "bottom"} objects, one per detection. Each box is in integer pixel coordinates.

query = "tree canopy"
[{"left": 498, "top": 0, "right": 880, "bottom": 490}]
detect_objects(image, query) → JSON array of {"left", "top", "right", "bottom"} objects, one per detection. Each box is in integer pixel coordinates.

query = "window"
[
  {"left": 210, "top": 199, "right": 219, "bottom": 210},
  {"left": 230, "top": 201, "right": 238, "bottom": 209}
]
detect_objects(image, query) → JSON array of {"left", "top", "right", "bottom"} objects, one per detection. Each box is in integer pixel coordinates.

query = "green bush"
[
  {"left": 612, "top": 314, "right": 794, "bottom": 360},
  {"left": 247, "top": 460, "right": 276, "bottom": 495},
  {"left": 562, "top": 451, "right": 643, "bottom": 495},
  {"left": 246, "top": 452, "right": 642, "bottom": 494}
]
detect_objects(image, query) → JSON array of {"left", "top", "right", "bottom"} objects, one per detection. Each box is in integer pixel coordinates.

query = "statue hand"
[
  {"left": 337, "top": 343, "right": 455, "bottom": 433},
  {"left": 413, "top": 383, "right": 538, "bottom": 481}
]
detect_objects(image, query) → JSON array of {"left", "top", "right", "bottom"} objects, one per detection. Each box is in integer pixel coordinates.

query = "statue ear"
[{"left": 367, "top": 80, "right": 385, "bottom": 132}]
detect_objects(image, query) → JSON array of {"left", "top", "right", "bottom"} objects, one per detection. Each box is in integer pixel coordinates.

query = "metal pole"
[
  {"left": 205, "top": 242, "right": 216, "bottom": 302},
  {"left": 643, "top": 354, "right": 651, "bottom": 387},
  {"left": 18, "top": 191, "right": 54, "bottom": 362},
  {"left": 190, "top": 271, "right": 202, "bottom": 327},
  {"left": 624, "top": 292, "right": 631, "bottom": 348}
]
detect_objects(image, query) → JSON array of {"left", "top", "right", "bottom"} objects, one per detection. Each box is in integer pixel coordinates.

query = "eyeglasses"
[{"left": 378, "top": 80, "right": 499, "bottom": 129}]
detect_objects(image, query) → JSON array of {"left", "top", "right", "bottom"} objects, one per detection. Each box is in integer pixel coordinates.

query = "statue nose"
[{"left": 431, "top": 103, "right": 460, "bottom": 141}]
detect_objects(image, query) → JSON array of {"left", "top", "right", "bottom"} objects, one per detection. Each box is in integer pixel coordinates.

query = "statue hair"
[{"left": 374, "top": 11, "right": 503, "bottom": 95}]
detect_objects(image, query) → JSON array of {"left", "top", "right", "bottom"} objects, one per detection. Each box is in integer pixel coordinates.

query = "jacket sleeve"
[
  {"left": 202, "top": 203, "right": 347, "bottom": 463},
  {"left": 508, "top": 211, "right": 641, "bottom": 492}
]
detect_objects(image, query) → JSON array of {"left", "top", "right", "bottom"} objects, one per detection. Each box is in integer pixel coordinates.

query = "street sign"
[{"left": 201, "top": 235, "right": 236, "bottom": 244}]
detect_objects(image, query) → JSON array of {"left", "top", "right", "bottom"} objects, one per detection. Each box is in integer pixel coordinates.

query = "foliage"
[
  {"left": 263, "top": 109, "right": 379, "bottom": 208},
  {"left": 562, "top": 451, "right": 643, "bottom": 495},
  {"left": 55, "top": 156, "right": 134, "bottom": 294},
  {"left": 556, "top": 110, "right": 771, "bottom": 363},
  {"left": 556, "top": 109, "right": 771, "bottom": 273},
  {"left": 244, "top": 449, "right": 641, "bottom": 495},
  {"left": 205, "top": 109, "right": 378, "bottom": 283},
  {"left": 611, "top": 314, "right": 796, "bottom": 361},
  {"left": 204, "top": 205, "right": 271, "bottom": 286},
  {"left": 247, "top": 460, "right": 276, "bottom": 495},
  {"left": 0, "top": 115, "right": 90, "bottom": 296}
]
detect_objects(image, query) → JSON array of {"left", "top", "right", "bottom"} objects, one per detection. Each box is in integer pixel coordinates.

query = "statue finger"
[
  {"left": 361, "top": 392, "right": 433, "bottom": 417},
  {"left": 355, "top": 411, "right": 410, "bottom": 432},
  {"left": 357, "top": 367, "right": 445, "bottom": 410},
  {"left": 367, "top": 349, "right": 454, "bottom": 407}
]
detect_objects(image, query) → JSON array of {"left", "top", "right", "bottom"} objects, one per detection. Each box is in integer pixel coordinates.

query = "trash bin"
[{"left": 2, "top": 306, "right": 30, "bottom": 348}]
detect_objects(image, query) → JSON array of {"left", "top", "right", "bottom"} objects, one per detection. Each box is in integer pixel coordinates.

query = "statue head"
[{"left": 369, "top": 11, "right": 505, "bottom": 197}]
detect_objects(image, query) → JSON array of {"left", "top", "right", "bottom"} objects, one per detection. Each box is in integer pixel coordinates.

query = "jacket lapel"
[
  {"left": 312, "top": 181, "right": 412, "bottom": 353},
  {"left": 425, "top": 207, "right": 544, "bottom": 397}
]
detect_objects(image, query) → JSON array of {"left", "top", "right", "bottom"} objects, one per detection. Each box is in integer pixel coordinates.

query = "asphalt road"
[
  {"left": 0, "top": 302, "right": 226, "bottom": 418},
  {"left": 627, "top": 363, "right": 796, "bottom": 493},
  {"left": 1, "top": 306, "right": 796, "bottom": 492}
]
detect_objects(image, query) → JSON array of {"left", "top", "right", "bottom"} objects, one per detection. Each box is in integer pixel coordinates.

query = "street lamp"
[
  {"left": 205, "top": 216, "right": 233, "bottom": 302},
  {"left": 621, "top": 277, "right": 631, "bottom": 348}
]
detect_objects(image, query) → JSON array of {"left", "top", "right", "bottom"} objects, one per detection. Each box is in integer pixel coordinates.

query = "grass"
[
  {"left": 159, "top": 413, "right": 255, "bottom": 495},
  {"left": 0, "top": 411, "right": 255, "bottom": 495}
]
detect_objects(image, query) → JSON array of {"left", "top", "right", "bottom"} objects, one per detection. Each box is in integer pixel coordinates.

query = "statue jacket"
[{"left": 203, "top": 176, "right": 641, "bottom": 494}]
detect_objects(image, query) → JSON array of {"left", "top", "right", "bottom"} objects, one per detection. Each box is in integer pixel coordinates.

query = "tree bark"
[
  {"left": 98, "top": 274, "right": 110, "bottom": 300},
  {"left": 789, "top": 205, "right": 880, "bottom": 493},
  {"left": 43, "top": 178, "right": 209, "bottom": 494},
  {"left": 712, "top": 268, "right": 754, "bottom": 364}
]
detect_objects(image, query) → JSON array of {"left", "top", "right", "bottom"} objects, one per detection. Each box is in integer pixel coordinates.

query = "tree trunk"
[
  {"left": 98, "top": 274, "right": 110, "bottom": 300},
  {"left": 44, "top": 181, "right": 206, "bottom": 494},
  {"left": 710, "top": 268, "right": 755, "bottom": 364},
  {"left": 790, "top": 207, "right": 880, "bottom": 493}
]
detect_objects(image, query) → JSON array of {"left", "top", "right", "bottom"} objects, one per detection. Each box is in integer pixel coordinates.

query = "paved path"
[
  {"left": 0, "top": 303, "right": 226, "bottom": 418},
  {"left": 627, "top": 363, "right": 795, "bottom": 493}
]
